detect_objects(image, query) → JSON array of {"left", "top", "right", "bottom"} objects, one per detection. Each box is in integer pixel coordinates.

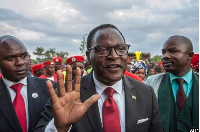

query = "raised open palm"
[{"left": 46, "top": 65, "right": 100, "bottom": 132}]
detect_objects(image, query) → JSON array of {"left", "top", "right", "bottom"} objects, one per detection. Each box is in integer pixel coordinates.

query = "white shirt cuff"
[{"left": 44, "top": 118, "right": 72, "bottom": 132}]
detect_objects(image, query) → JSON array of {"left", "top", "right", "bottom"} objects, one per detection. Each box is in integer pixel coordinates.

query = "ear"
[
  {"left": 187, "top": 51, "right": 194, "bottom": 60},
  {"left": 86, "top": 50, "right": 91, "bottom": 62}
]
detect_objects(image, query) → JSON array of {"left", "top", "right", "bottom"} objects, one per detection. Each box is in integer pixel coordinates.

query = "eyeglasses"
[{"left": 88, "top": 44, "right": 130, "bottom": 57}]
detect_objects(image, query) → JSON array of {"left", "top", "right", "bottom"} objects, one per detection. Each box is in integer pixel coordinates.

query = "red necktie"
[
  {"left": 176, "top": 78, "right": 186, "bottom": 112},
  {"left": 10, "top": 83, "right": 27, "bottom": 132},
  {"left": 103, "top": 87, "right": 121, "bottom": 132}
]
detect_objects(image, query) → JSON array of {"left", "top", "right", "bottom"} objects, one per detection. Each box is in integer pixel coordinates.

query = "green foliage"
[
  {"left": 79, "top": 34, "right": 88, "bottom": 56},
  {"left": 33, "top": 47, "right": 69, "bottom": 63},
  {"left": 151, "top": 55, "right": 162, "bottom": 63},
  {"left": 56, "top": 51, "right": 69, "bottom": 59},
  {"left": 31, "top": 59, "right": 38, "bottom": 64}
]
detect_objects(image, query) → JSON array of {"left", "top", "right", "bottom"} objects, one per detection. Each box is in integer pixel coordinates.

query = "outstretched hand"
[{"left": 46, "top": 65, "right": 100, "bottom": 132}]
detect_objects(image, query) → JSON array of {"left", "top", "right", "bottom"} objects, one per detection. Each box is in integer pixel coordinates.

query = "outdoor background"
[{"left": 0, "top": 0, "right": 198, "bottom": 61}]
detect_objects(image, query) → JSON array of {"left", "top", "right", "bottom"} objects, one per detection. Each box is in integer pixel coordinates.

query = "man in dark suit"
[
  {"left": 0, "top": 35, "right": 57, "bottom": 132},
  {"left": 34, "top": 24, "right": 163, "bottom": 132}
]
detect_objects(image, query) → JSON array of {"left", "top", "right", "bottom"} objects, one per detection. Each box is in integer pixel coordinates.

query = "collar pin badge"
[
  {"left": 131, "top": 94, "right": 136, "bottom": 100},
  {"left": 32, "top": 93, "right": 38, "bottom": 98}
]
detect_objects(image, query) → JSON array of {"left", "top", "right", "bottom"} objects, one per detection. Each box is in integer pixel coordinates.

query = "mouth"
[
  {"left": 15, "top": 69, "right": 27, "bottom": 75},
  {"left": 162, "top": 60, "right": 172, "bottom": 67},
  {"left": 105, "top": 64, "right": 123, "bottom": 72}
]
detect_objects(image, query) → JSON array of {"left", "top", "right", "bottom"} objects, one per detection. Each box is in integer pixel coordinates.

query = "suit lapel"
[
  {"left": 158, "top": 73, "right": 173, "bottom": 131},
  {"left": 192, "top": 72, "right": 199, "bottom": 126},
  {"left": 27, "top": 76, "right": 40, "bottom": 130},
  {"left": 81, "top": 72, "right": 103, "bottom": 132},
  {"left": 123, "top": 76, "right": 137, "bottom": 131},
  {"left": 0, "top": 78, "right": 22, "bottom": 131}
]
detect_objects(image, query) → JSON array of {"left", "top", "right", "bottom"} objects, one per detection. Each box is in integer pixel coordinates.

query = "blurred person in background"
[
  {"left": 147, "top": 67, "right": 155, "bottom": 77},
  {"left": 132, "top": 60, "right": 147, "bottom": 81},
  {"left": 191, "top": 54, "right": 199, "bottom": 73},
  {"left": 154, "top": 65, "right": 162, "bottom": 74},
  {"left": 52, "top": 56, "right": 63, "bottom": 71},
  {"left": 84, "top": 59, "right": 92, "bottom": 75},
  {"left": 66, "top": 55, "right": 85, "bottom": 80},
  {"left": 27, "top": 54, "right": 33, "bottom": 77},
  {"left": 31, "top": 64, "right": 44, "bottom": 77},
  {"left": 39, "top": 60, "right": 57, "bottom": 81}
]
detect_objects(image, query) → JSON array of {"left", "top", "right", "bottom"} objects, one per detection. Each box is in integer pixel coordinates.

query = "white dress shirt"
[
  {"left": 93, "top": 73, "right": 126, "bottom": 132},
  {"left": 47, "top": 76, "right": 54, "bottom": 81},
  {"left": 45, "top": 72, "right": 126, "bottom": 132},
  {"left": 2, "top": 76, "right": 29, "bottom": 130}
]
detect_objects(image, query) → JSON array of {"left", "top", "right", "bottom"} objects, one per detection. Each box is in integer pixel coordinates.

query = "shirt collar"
[
  {"left": 2, "top": 76, "right": 28, "bottom": 88},
  {"left": 93, "top": 72, "right": 123, "bottom": 95},
  {"left": 170, "top": 69, "right": 192, "bottom": 84}
]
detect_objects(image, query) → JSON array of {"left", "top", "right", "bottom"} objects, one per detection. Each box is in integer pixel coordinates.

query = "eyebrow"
[{"left": 4, "top": 52, "right": 28, "bottom": 58}]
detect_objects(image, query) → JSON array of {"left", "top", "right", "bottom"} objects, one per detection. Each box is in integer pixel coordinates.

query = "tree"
[
  {"left": 56, "top": 51, "right": 69, "bottom": 59},
  {"left": 44, "top": 48, "right": 56, "bottom": 60},
  {"left": 33, "top": 47, "right": 69, "bottom": 63},
  {"left": 33, "top": 47, "right": 45, "bottom": 63},
  {"left": 151, "top": 55, "right": 162, "bottom": 63},
  {"left": 79, "top": 34, "right": 88, "bottom": 56}
]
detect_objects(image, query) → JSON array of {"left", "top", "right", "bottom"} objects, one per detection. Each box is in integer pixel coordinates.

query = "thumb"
[{"left": 83, "top": 94, "right": 100, "bottom": 112}]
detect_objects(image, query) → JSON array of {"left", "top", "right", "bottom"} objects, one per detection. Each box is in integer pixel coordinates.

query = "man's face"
[
  {"left": 0, "top": 38, "right": 29, "bottom": 82},
  {"left": 71, "top": 62, "right": 84, "bottom": 80},
  {"left": 88, "top": 28, "right": 128, "bottom": 86},
  {"left": 45, "top": 64, "right": 55, "bottom": 76},
  {"left": 35, "top": 68, "right": 44, "bottom": 77},
  {"left": 55, "top": 62, "right": 62, "bottom": 71},
  {"left": 161, "top": 38, "right": 191, "bottom": 76}
]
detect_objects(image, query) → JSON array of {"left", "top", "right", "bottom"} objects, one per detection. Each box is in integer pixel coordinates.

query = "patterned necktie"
[
  {"left": 176, "top": 78, "right": 186, "bottom": 112},
  {"left": 103, "top": 87, "right": 121, "bottom": 132},
  {"left": 10, "top": 83, "right": 27, "bottom": 132}
]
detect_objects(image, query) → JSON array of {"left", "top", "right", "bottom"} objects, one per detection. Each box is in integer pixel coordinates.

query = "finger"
[
  {"left": 73, "top": 67, "right": 82, "bottom": 92},
  {"left": 65, "top": 65, "right": 72, "bottom": 92},
  {"left": 46, "top": 80, "right": 59, "bottom": 104},
  {"left": 56, "top": 70, "right": 66, "bottom": 97},
  {"left": 83, "top": 94, "right": 100, "bottom": 112}
]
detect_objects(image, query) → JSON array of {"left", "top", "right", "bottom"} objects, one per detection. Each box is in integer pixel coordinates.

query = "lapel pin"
[
  {"left": 32, "top": 93, "right": 38, "bottom": 98},
  {"left": 131, "top": 94, "right": 136, "bottom": 100}
]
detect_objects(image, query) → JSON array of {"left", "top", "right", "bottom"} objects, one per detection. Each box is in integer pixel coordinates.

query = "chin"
[
  {"left": 164, "top": 68, "right": 176, "bottom": 73},
  {"left": 107, "top": 74, "right": 122, "bottom": 82}
]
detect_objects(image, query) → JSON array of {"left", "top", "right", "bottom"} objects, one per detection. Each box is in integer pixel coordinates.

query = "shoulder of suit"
[
  {"left": 29, "top": 76, "right": 57, "bottom": 85},
  {"left": 146, "top": 73, "right": 166, "bottom": 82},
  {"left": 123, "top": 75, "right": 150, "bottom": 88},
  {"left": 193, "top": 71, "right": 199, "bottom": 77},
  {"left": 29, "top": 76, "right": 46, "bottom": 81}
]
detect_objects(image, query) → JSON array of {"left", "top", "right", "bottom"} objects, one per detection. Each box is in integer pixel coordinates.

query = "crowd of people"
[
  {"left": 0, "top": 24, "right": 198, "bottom": 132},
  {"left": 30, "top": 52, "right": 199, "bottom": 84}
]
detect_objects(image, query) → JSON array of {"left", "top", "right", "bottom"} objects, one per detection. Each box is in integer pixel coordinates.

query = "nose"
[
  {"left": 162, "top": 51, "right": 171, "bottom": 60},
  {"left": 15, "top": 57, "right": 25, "bottom": 66},
  {"left": 107, "top": 47, "right": 119, "bottom": 59}
]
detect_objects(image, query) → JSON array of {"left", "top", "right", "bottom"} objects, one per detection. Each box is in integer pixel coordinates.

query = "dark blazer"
[
  {"left": 34, "top": 72, "right": 163, "bottom": 132},
  {"left": 0, "top": 76, "right": 57, "bottom": 132}
]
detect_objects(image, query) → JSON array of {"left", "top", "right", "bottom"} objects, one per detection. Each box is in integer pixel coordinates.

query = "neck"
[
  {"left": 45, "top": 73, "right": 53, "bottom": 77},
  {"left": 172, "top": 68, "right": 191, "bottom": 77}
]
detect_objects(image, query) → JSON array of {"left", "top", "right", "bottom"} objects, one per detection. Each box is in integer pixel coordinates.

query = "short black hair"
[
  {"left": 87, "top": 24, "right": 125, "bottom": 49},
  {"left": 168, "top": 35, "right": 193, "bottom": 51}
]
